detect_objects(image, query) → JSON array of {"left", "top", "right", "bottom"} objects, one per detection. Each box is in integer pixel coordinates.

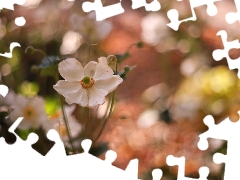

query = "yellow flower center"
[
  {"left": 23, "top": 106, "right": 36, "bottom": 119},
  {"left": 80, "top": 76, "right": 95, "bottom": 89}
]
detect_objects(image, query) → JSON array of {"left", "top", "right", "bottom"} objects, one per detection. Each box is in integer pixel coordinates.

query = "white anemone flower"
[
  {"left": 69, "top": 12, "right": 113, "bottom": 43},
  {"left": 44, "top": 105, "right": 82, "bottom": 142},
  {"left": 53, "top": 57, "right": 123, "bottom": 107},
  {"left": 9, "top": 95, "right": 47, "bottom": 130}
]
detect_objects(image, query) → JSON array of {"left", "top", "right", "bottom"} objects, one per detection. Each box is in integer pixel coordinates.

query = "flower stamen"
[
  {"left": 80, "top": 76, "right": 95, "bottom": 89},
  {"left": 23, "top": 106, "right": 36, "bottom": 119}
]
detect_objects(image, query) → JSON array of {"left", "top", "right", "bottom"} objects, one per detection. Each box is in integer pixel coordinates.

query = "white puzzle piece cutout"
[
  {"left": 212, "top": 30, "right": 240, "bottom": 78},
  {"left": 45, "top": 129, "right": 66, "bottom": 157},
  {"left": 2, "top": 0, "right": 240, "bottom": 180},
  {"left": 0, "top": 117, "right": 144, "bottom": 180},
  {"left": 131, "top": 0, "right": 161, "bottom": 11},
  {"left": 225, "top": 0, "right": 240, "bottom": 24},
  {"left": 0, "top": 0, "right": 25, "bottom": 11},
  {"left": 166, "top": 155, "right": 209, "bottom": 180},
  {"left": 0, "top": 84, "right": 9, "bottom": 97},
  {"left": 167, "top": 0, "right": 220, "bottom": 31},
  {"left": 82, "top": 0, "right": 125, "bottom": 21},
  {"left": 198, "top": 113, "right": 240, "bottom": 180},
  {"left": 0, "top": 42, "right": 21, "bottom": 58}
]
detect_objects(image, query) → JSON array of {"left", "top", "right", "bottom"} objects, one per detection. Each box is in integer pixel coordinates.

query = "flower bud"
[
  {"left": 107, "top": 55, "right": 117, "bottom": 65},
  {"left": 124, "top": 65, "right": 130, "bottom": 73},
  {"left": 25, "top": 46, "right": 35, "bottom": 55},
  {"left": 136, "top": 42, "right": 144, "bottom": 48}
]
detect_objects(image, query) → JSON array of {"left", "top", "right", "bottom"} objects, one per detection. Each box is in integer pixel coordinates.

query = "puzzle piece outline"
[
  {"left": 212, "top": 30, "right": 240, "bottom": 78},
  {"left": 167, "top": 0, "right": 220, "bottom": 31},
  {"left": 166, "top": 155, "right": 209, "bottom": 180},
  {"left": 198, "top": 113, "right": 240, "bottom": 180}
]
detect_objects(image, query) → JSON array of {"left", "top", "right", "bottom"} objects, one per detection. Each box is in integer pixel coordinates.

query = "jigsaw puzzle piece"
[
  {"left": 81, "top": 138, "right": 92, "bottom": 153},
  {"left": 152, "top": 169, "right": 163, "bottom": 180},
  {"left": 167, "top": 0, "right": 219, "bottom": 31},
  {"left": 0, "top": 85, "right": 9, "bottom": 97},
  {"left": 131, "top": 0, "right": 161, "bottom": 11},
  {"left": 212, "top": 152, "right": 235, "bottom": 179},
  {"left": 0, "top": 0, "right": 25, "bottom": 11},
  {"left": 166, "top": 155, "right": 209, "bottom": 180},
  {"left": 45, "top": 129, "right": 66, "bottom": 157},
  {"left": 0, "top": 42, "right": 21, "bottom": 58},
  {"left": 7, "top": 117, "right": 42, "bottom": 157},
  {"left": 198, "top": 114, "right": 239, "bottom": 150},
  {"left": 82, "top": 0, "right": 124, "bottom": 21},
  {"left": 225, "top": 0, "right": 240, "bottom": 24},
  {"left": 212, "top": 30, "right": 240, "bottom": 77},
  {"left": 104, "top": 150, "right": 117, "bottom": 164}
]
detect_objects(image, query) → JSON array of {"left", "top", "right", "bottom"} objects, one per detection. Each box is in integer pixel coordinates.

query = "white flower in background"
[
  {"left": 54, "top": 57, "right": 123, "bottom": 107},
  {"left": 45, "top": 105, "right": 82, "bottom": 142},
  {"left": 60, "top": 30, "right": 83, "bottom": 55},
  {"left": 0, "top": 89, "right": 16, "bottom": 108},
  {"left": 69, "top": 12, "right": 113, "bottom": 43},
  {"left": 9, "top": 95, "right": 47, "bottom": 129},
  {"left": 137, "top": 108, "right": 159, "bottom": 129},
  {"left": 141, "top": 13, "right": 175, "bottom": 52}
]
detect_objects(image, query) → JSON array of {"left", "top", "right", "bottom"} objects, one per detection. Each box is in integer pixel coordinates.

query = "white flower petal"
[
  {"left": 93, "top": 64, "right": 113, "bottom": 81},
  {"left": 15, "top": 95, "right": 29, "bottom": 109},
  {"left": 84, "top": 61, "right": 97, "bottom": 77},
  {"left": 64, "top": 105, "right": 76, "bottom": 115},
  {"left": 53, "top": 81, "right": 81, "bottom": 95},
  {"left": 64, "top": 87, "right": 88, "bottom": 107},
  {"left": 17, "top": 119, "right": 32, "bottom": 129},
  {"left": 58, "top": 58, "right": 84, "bottom": 81},
  {"left": 68, "top": 116, "right": 82, "bottom": 137},
  {"left": 98, "top": 57, "right": 108, "bottom": 65},
  {"left": 9, "top": 107, "right": 23, "bottom": 122},
  {"left": 88, "top": 86, "right": 108, "bottom": 107},
  {"left": 95, "top": 75, "right": 123, "bottom": 92}
]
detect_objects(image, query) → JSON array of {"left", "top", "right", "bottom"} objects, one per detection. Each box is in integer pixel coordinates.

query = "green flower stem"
[
  {"left": 126, "top": 42, "right": 140, "bottom": 53},
  {"left": 94, "top": 90, "right": 115, "bottom": 142},
  {"left": 59, "top": 95, "right": 76, "bottom": 153},
  {"left": 94, "top": 62, "right": 118, "bottom": 142},
  {"left": 83, "top": 107, "right": 91, "bottom": 139},
  {"left": 87, "top": 105, "right": 99, "bottom": 139}
]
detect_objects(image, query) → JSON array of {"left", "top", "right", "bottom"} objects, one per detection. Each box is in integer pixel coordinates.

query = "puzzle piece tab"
[
  {"left": 0, "top": 0, "right": 25, "bottom": 11},
  {"left": 131, "top": 0, "right": 161, "bottom": 11},
  {"left": 198, "top": 113, "right": 240, "bottom": 180},
  {"left": 225, "top": 0, "right": 240, "bottom": 24},
  {"left": 166, "top": 155, "right": 209, "bottom": 180},
  {"left": 82, "top": 0, "right": 124, "bottom": 21},
  {"left": 0, "top": 42, "right": 21, "bottom": 58},
  {"left": 45, "top": 129, "right": 66, "bottom": 157},
  {"left": 167, "top": 0, "right": 219, "bottom": 31},
  {"left": 212, "top": 30, "right": 240, "bottom": 78}
]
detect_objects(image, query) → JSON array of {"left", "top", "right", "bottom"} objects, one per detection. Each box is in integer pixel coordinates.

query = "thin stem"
[
  {"left": 59, "top": 95, "right": 76, "bottom": 153},
  {"left": 84, "top": 108, "right": 91, "bottom": 139},
  {"left": 94, "top": 62, "right": 118, "bottom": 142},
  {"left": 126, "top": 42, "right": 139, "bottom": 53},
  {"left": 94, "top": 90, "right": 115, "bottom": 142},
  {"left": 87, "top": 105, "right": 99, "bottom": 139}
]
